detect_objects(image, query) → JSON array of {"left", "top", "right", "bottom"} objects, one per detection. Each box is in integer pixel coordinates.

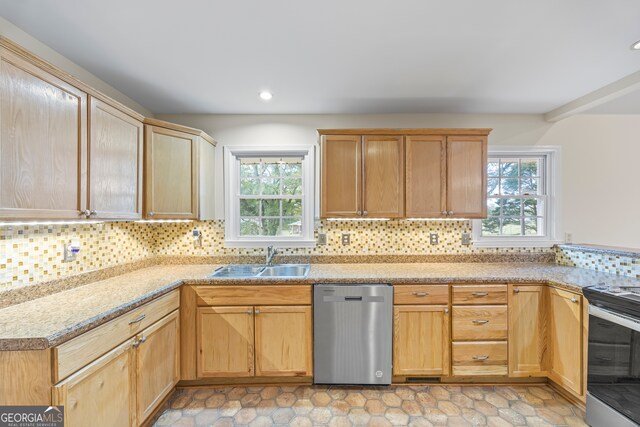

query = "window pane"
[
  {"left": 283, "top": 178, "right": 303, "bottom": 195},
  {"left": 240, "top": 199, "right": 259, "bottom": 216},
  {"left": 282, "top": 163, "right": 302, "bottom": 176},
  {"left": 521, "top": 178, "right": 539, "bottom": 195},
  {"left": 487, "top": 198, "right": 501, "bottom": 217},
  {"left": 501, "top": 218, "right": 522, "bottom": 235},
  {"left": 482, "top": 218, "right": 501, "bottom": 236},
  {"left": 500, "top": 160, "right": 519, "bottom": 177},
  {"left": 521, "top": 159, "right": 539, "bottom": 177},
  {"left": 501, "top": 178, "right": 519, "bottom": 195},
  {"left": 488, "top": 178, "right": 500, "bottom": 196},
  {"left": 488, "top": 162, "right": 499, "bottom": 177},
  {"left": 502, "top": 199, "right": 522, "bottom": 217},
  {"left": 261, "top": 178, "right": 281, "bottom": 195},
  {"left": 524, "top": 217, "right": 543, "bottom": 236},
  {"left": 240, "top": 164, "right": 259, "bottom": 177},
  {"left": 261, "top": 218, "right": 280, "bottom": 236},
  {"left": 240, "top": 178, "right": 260, "bottom": 195},
  {"left": 523, "top": 198, "right": 544, "bottom": 216},
  {"left": 261, "top": 199, "right": 280, "bottom": 216},
  {"left": 282, "top": 199, "right": 302, "bottom": 216},
  {"left": 260, "top": 163, "right": 279, "bottom": 177},
  {"left": 281, "top": 218, "right": 303, "bottom": 236},
  {"left": 240, "top": 218, "right": 261, "bottom": 236}
]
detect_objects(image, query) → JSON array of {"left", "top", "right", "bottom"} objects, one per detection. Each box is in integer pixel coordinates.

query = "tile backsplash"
[
  {"left": 1, "top": 219, "right": 551, "bottom": 290},
  {"left": 555, "top": 245, "right": 640, "bottom": 279}
]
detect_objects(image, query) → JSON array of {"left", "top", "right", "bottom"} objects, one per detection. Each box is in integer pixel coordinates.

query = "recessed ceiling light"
[
  {"left": 631, "top": 40, "right": 640, "bottom": 50},
  {"left": 259, "top": 91, "right": 273, "bottom": 101}
]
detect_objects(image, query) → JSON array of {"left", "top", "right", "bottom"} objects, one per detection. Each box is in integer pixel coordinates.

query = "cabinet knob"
[
  {"left": 246, "top": 309, "right": 252, "bottom": 315},
  {"left": 448, "top": 211, "right": 454, "bottom": 216},
  {"left": 514, "top": 288, "right": 520, "bottom": 293},
  {"left": 571, "top": 298, "right": 579, "bottom": 303},
  {"left": 148, "top": 212, "right": 155, "bottom": 217},
  {"left": 132, "top": 339, "right": 140, "bottom": 348},
  {"left": 80, "top": 209, "right": 91, "bottom": 217},
  {"left": 363, "top": 211, "right": 368, "bottom": 216},
  {"left": 356, "top": 211, "right": 362, "bottom": 216},
  {"left": 90, "top": 210, "right": 97, "bottom": 216},
  {"left": 444, "top": 308, "right": 449, "bottom": 314},
  {"left": 139, "top": 335, "right": 146, "bottom": 344},
  {"left": 255, "top": 309, "right": 261, "bottom": 314},
  {"left": 441, "top": 211, "right": 447, "bottom": 216}
]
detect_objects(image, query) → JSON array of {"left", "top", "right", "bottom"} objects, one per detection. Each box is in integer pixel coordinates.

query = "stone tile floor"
[{"left": 153, "top": 384, "right": 587, "bottom": 427}]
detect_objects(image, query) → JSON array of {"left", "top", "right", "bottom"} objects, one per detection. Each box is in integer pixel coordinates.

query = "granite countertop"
[{"left": 1, "top": 262, "right": 639, "bottom": 351}]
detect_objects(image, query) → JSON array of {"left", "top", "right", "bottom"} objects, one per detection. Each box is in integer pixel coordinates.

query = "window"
[
  {"left": 224, "top": 146, "right": 315, "bottom": 247},
  {"left": 473, "top": 146, "right": 561, "bottom": 247}
]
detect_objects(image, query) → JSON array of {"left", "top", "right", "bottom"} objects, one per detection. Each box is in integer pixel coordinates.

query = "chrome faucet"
[{"left": 266, "top": 245, "right": 279, "bottom": 266}]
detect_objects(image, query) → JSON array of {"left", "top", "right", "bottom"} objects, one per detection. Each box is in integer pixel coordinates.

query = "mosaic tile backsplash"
[
  {"left": 555, "top": 246, "right": 640, "bottom": 279},
  {"left": 1, "top": 219, "right": 552, "bottom": 290}
]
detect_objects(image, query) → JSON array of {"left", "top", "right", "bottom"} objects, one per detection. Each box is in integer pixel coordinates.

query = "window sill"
[
  {"left": 224, "top": 239, "right": 316, "bottom": 249},
  {"left": 472, "top": 239, "right": 564, "bottom": 248}
]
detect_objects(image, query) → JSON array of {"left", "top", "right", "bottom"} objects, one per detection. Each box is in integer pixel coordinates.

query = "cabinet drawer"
[
  {"left": 452, "top": 341, "right": 507, "bottom": 376},
  {"left": 394, "top": 285, "right": 449, "bottom": 305},
  {"left": 54, "top": 290, "right": 179, "bottom": 382},
  {"left": 195, "top": 285, "right": 311, "bottom": 306},
  {"left": 452, "top": 306, "right": 507, "bottom": 340},
  {"left": 452, "top": 285, "right": 507, "bottom": 305}
]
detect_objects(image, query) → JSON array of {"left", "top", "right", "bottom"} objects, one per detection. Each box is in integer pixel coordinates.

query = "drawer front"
[
  {"left": 195, "top": 285, "right": 311, "bottom": 306},
  {"left": 452, "top": 285, "right": 507, "bottom": 305},
  {"left": 452, "top": 341, "right": 508, "bottom": 376},
  {"left": 452, "top": 306, "right": 507, "bottom": 340},
  {"left": 394, "top": 285, "right": 449, "bottom": 305},
  {"left": 54, "top": 290, "right": 179, "bottom": 382}
]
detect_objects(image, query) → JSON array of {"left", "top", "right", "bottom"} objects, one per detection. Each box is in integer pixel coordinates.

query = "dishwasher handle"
[{"left": 322, "top": 295, "right": 386, "bottom": 303}]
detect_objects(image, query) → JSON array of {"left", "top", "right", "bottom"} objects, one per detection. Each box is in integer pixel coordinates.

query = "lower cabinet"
[
  {"left": 548, "top": 288, "right": 583, "bottom": 396},
  {"left": 196, "top": 305, "right": 313, "bottom": 378},
  {"left": 508, "top": 285, "right": 547, "bottom": 377},
  {"left": 53, "top": 311, "right": 179, "bottom": 427},
  {"left": 393, "top": 305, "right": 450, "bottom": 376}
]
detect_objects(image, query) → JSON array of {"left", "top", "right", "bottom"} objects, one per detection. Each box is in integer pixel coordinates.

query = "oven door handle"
[{"left": 589, "top": 305, "right": 640, "bottom": 333}]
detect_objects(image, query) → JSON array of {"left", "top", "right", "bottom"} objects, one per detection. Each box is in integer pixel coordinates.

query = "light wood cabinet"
[
  {"left": 452, "top": 341, "right": 508, "bottom": 376},
  {"left": 446, "top": 136, "right": 487, "bottom": 218},
  {"left": 393, "top": 305, "right": 449, "bottom": 376},
  {"left": 0, "top": 46, "right": 88, "bottom": 220},
  {"left": 320, "top": 134, "right": 404, "bottom": 218},
  {"left": 53, "top": 340, "right": 137, "bottom": 427},
  {"left": 89, "top": 97, "right": 143, "bottom": 220},
  {"left": 135, "top": 311, "right": 179, "bottom": 423},
  {"left": 254, "top": 306, "right": 313, "bottom": 377},
  {"left": 548, "top": 288, "right": 583, "bottom": 396},
  {"left": 452, "top": 305, "right": 508, "bottom": 341},
  {"left": 508, "top": 285, "right": 548, "bottom": 377}
]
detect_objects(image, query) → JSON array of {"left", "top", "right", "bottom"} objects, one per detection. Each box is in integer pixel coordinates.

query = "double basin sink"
[{"left": 210, "top": 264, "right": 310, "bottom": 278}]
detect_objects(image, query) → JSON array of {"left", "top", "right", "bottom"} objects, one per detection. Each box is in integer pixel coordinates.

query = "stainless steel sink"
[
  {"left": 210, "top": 264, "right": 310, "bottom": 278},
  {"left": 258, "top": 264, "right": 310, "bottom": 278}
]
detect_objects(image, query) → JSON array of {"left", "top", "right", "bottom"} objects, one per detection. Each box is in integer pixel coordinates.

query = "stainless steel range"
[{"left": 583, "top": 284, "right": 640, "bottom": 427}]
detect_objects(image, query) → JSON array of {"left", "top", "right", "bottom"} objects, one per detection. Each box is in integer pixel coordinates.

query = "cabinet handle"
[
  {"left": 441, "top": 211, "right": 447, "bottom": 216},
  {"left": 79, "top": 210, "right": 90, "bottom": 217},
  {"left": 514, "top": 288, "right": 520, "bottom": 294},
  {"left": 444, "top": 308, "right": 449, "bottom": 314},
  {"left": 255, "top": 309, "right": 261, "bottom": 314},
  {"left": 363, "top": 210, "right": 368, "bottom": 216},
  {"left": 472, "top": 355, "right": 489, "bottom": 361},
  {"left": 357, "top": 211, "right": 362, "bottom": 216},
  {"left": 448, "top": 211, "right": 454, "bottom": 216},
  {"left": 472, "top": 319, "right": 489, "bottom": 324},
  {"left": 128, "top": 314, "right": 146, "bottom": 325},
  {"left": 413, "top": 292, "right": 430, "bottom": 297},
  {"left": 132, "top": 339, "right": 140, "bottom": 348},
  {"left": 571, "top": 298, "right": 579, "bottom": 303},
  {"left": 148, "top": 212, "right": 155, "bottom": 217},
  {"left": 139, "top": 335, "right": 146, "bottom": 344},
  {"left": 90, "top": 210, "right": 97, "bottom": 216},
  {"left": 246, "top": 309, "right": 253, "bottom": 315},
  {"left": 472, "top": 292, "right": 489, "bottom": 297}
]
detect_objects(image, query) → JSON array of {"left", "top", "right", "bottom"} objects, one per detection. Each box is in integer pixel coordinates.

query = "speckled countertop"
[{"left": 2, "top": 262, "right": 639, "bottom": 351}]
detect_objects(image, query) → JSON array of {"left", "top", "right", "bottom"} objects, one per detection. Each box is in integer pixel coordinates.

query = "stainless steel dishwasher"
[{"left": 313, "top": 283, "right": 393, "bottom": 385}]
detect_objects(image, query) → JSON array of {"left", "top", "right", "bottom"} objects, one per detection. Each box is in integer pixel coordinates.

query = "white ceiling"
[{"left": 1, "top": 0, "right": 640, "bottom": 115}]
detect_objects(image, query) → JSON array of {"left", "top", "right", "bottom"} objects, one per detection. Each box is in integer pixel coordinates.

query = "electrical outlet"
[
  {"left": 318, "top": 232, "right": 327, "bottom": 245},
  {"left": 430, "top": 233, "right": 439, "bottom": 245},
  {"left": 461, "top": 233, "right": 471, "bottom": 246},
  {"left": 565, "top": 232, "right": 573, "bottom": 244},
  {"left": 341, "top": 233, "right": 351, "bottom": 245}
]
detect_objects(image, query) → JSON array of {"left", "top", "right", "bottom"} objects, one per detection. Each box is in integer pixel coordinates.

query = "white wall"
[
  {"left": 157, "top": 112, "right": 640, "bottom": 249},
  {"left": 0, "top": 16, "right": 153, "bottom": 117}
]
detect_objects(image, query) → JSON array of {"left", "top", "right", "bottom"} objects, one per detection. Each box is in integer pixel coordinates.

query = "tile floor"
[{"left": 153, "top": 384, "right": 587, "bottom": 427}]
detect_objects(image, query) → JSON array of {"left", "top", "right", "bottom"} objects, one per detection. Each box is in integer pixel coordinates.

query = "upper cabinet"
[
  {"left": 320, "top": 129, "right": 490, "bottom": 219},
  {"left": 143, "top": 119, "right": 216, "bottom": 220},
  {"left": 320, "top": 133, "right": 404, "bottom": 218}
]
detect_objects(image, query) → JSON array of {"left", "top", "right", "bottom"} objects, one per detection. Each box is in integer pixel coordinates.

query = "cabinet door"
[
  {"left": 254, "top": 306, "right": 312, "bottom": 377},
  {"left": 144, "top": 125, "right": 198, "bottom": 219},
  {"left": 405, "top": 136, "right": 446, "bottom": 218},
  {"left": 363, "top": 135, "right": 404, "bottom": 218},
  {"left": 52, "top": 340, "right": 136, "bottom": 427},
  {"left": 89, "top": 98, "right": 143, "bottom": 220},
  {"left": 393, "top": 305, "right": 450, "bottom": 376},
  {"left": 508, "top": 285, "right": 548, "bottom": 377},
  {"left": 548, "top": 288, "right": 583, "bottom": 395},
  {"left": 0, "top": 48, "right": 87, "bottom": 220},
  {"left": 446, "top": 136, "right": 487, "bottom": 218},
  {"left": 136, "top": 310, "right": 179, "bottom": 424},
  {"left": 196, "top": 306, "right": 254, "bottom": 377},
  {"left": 321, "top": 135, "right": 361, "bottom": 217}
]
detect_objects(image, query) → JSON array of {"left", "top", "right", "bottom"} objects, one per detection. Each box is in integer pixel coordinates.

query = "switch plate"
[
  {"left": 341, "top": 233, "right": 351, "bottom": 245},
  {"left": 318, "top": 232, "right": 327, "bottom": 245},
  {"left": 430, "top": 233, "right": 438, "bottom": 245},
  {"left": 461, "top": 233, "right": 471, "bottom": 246},
  {"left": 565, "top": 232, "right": 573, "bottom": 244}
]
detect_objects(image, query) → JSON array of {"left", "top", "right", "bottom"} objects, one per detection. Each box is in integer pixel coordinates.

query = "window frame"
[
  {"left": 224, "top": 145, "right": 316, "bottom": 248},
  {"left": 472, "top": 146, "right": 562, "bottom": 248}
]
